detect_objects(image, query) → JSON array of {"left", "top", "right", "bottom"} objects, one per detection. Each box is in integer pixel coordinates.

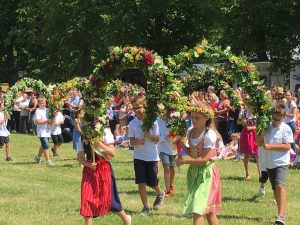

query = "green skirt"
[{"left": 183, "top": 163, "right": 220, "bottom": 215}]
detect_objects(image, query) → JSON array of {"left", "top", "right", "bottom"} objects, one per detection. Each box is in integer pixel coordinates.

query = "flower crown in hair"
[{"left": 189, "top": 106, "right": 214, "bottom": 118}]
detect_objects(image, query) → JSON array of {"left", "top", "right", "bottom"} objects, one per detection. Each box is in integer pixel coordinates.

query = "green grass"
[{"left": 0, "top": 133, "right": 299, "bottom": 225}]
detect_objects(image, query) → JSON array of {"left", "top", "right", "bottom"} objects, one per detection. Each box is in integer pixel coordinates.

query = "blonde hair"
[
  {"left": 38, "top": 96, "right": 47, "bottom": 103},
  {"left": 220, "top": 90, "right": 228, "bottom": 99},
  {"left": 131, "top": 95, "right": 146, "bottom": 106}
]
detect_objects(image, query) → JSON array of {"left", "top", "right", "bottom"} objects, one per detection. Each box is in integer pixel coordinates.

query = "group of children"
[{"left": 0, "top": 90, "right": 294, "bottom": 225}]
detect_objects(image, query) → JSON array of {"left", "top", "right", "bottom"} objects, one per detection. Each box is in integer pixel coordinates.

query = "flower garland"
[
  {"left": 82, "top": 46, "right": 181, "bottom": 143},
  {"left": 107, "top": 79, "right": 142, "bottom": 97},
  {"left": 4, "top": 77, "right": 51, "bottom": 116},
  {"left": 49, "top": 77, "right": 86, "bottom": 113},
  {"left": 167, "top": 40, "right": 272, "bottom": 133}
]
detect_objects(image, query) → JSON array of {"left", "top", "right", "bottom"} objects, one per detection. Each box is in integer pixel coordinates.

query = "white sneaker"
[
  {"left": 259, "top": 187, "right": 265, "bottom": 198},
  {"left": 46, "top": 160, "right": 54, "bottom": 166}
]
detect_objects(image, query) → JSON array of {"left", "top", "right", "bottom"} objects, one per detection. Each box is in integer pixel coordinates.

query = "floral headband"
[{"left": 189, "top": 106, "right": 214, "bottom": 118}]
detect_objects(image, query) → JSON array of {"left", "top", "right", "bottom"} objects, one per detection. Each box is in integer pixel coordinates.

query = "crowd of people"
[{"left": 0, "top": 83, "right": 299, "bottom": 225}]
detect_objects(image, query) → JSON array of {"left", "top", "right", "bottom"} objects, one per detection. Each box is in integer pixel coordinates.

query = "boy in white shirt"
[
  {"left": 50, "top": 109, "right": 65, "bottom": 156},
  {"left": 0, "top": 101, "right": 12, "bottom": 161},
  {"left": 34, "top": 97, "right": 54, "bottom": 166},
  {"left": 128, "top": 96, "right": 165, "bottom": 215},
  {"left": 263, "top": 104, "right": 293, "bottom": 225}
]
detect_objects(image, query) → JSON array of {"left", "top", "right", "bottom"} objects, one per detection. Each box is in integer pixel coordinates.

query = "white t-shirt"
[
  {"left": 20, "top": 99, "right": 30, "bottom": 116},
  {"left": 189, "top": 129, "right": 217, "bottom": 149},
  {"left": 0, "top": 112, "right": 10, "bottom": 137},
  {"left": 156, "top": 117, "right": 176, "bottom": 155},
  {"left": 258, "top": 146, "right": 268, "bottom": 171},
  {"left": 284, "top": 101, "right": 297, "bottom": 123},
  {"left": 50, "top": 112, "right": 64, "bottom": 135},
  {"left": 265, "top": 122, "right": 294, "bottom": 169},
  {"left": 35, "top": 108, "right": 51, "bottom": 138},
  {"left": 128, "top": 117, "right": 159, "bottom": 161},
  {"left": 13, "top": 96, "right": 23, "bottom": 111}
]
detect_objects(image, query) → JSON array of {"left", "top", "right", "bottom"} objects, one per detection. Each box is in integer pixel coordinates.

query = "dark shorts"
[
  {"left": 267, "top": 166, "right": 289, "bottom": 190},
  {"left": 159, "top": 152, "right": 176, "bottom": 167},
  {"left": 134, "top": 159, "right": 159, "bottom": 187},
  {"left": 39, "top": 137, "right": 50, "bottom": 150},
  {"left": 0, "top": 136, "right": 9, "bottom": 147},
  {"left": 51, "top": 134, "right": 64, "bottom": 145}
]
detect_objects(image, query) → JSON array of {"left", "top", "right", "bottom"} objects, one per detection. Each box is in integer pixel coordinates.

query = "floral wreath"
[
  {"left": 4, "top": 77, "right": 51, "bottom": 116},
  {"left": 167, "top": 40, "right": 272, "bottom": 133},
  {"left": 188, "top": 105, "right": 215, "bottom": 118},
  {"left": 81, "top": 46, "right": 181, "bottom": 143}
]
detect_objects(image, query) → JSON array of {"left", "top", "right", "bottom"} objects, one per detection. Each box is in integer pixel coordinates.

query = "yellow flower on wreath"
[{"left": 195, "top": 45, "right": 205, "bottom": 55}]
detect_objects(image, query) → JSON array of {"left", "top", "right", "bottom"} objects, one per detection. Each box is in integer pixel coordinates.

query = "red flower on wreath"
[
  {"left": 154, "top": 72, "right": 163, "bottom": 78},
  {"left": 108, "top": 64, "right": 114, "bottom": 70},
  {"left": 244, "top": 66, "right": 252, "bottom": 72},
  {"left": 143, "top": 52, "right": 155, "bottom": 65}
]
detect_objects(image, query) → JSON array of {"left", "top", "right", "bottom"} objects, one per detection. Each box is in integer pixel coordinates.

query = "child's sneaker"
[
  {"left": 153, "top": 191, "right": 165, "bottom": 210},
  {"left": 259, "top": 186, "right": 265, "bottom": 198},
  {"left": 5, "top": 157, "right": 13, "bottom": 161},
  {"left": 275, "top": 215, "right": 285, "bottom": 225},
  {"left": 46, "top": 160, "right": 54, "bottom": 167},
  {"left": 34, "top": 156, "right": 41, "bottom": 164},
  {"left": 141, "top": 207, "right": 150, "bottom": 215}
]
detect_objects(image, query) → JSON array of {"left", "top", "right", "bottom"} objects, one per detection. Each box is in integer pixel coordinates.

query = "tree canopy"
[{"left": 1, "top": 0, "right": 299, "bottom": 84}]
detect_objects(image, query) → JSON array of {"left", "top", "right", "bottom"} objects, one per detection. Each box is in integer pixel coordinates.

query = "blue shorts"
[
  {"left": 134, "top": 159, "right": 159, "bottom": 187},
  {"left": 39, "top": 137, "right": 50, "bottom": 150},
  {"left": 159, "top": 152, "right": 176, "bottom": 167},
  {"left": 267, "top": 166, "right": 289, "bottom": 190}
]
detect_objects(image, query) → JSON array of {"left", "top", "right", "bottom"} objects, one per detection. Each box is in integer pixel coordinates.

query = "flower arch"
[
  {"left": 81, "top": 46, "right": 182, "bottom": 143},
  {"left": 4, "top": 77, "right": 51, "bottom": 116},
  {"left": 167, "top": 40, "right": 272, "bottom": 133}
]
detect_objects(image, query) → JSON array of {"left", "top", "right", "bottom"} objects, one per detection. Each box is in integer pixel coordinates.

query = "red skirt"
[
  {"left": 80, "top": 156, "right": 112, "bottom": 217},
  {"left": 240, "top": 128, "right": 258, "bottom": 155}
]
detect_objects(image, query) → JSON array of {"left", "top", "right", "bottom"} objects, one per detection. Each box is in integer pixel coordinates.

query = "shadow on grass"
[
  {"left": 112, "top": 160, "right": 133, "bottom": 164},
  {"left": 115, "top": 177, "right": 135, "bottom": 181},
  {"left": 59, "top": 158, "right": 77, "bottom": 162},
  {"left": 222, "top": 176, "right": 252, "bottom": 182},
  {"left": 119, "top": 190, "right": 157, "bottom": 196},
  {"left": 222, "top": 194, "right": 259, "bottom": 203},
  {"left": 219, "top": 214, "right": 262, "bottom": 222},
  {"left": 12, "top": 161, "right": 36, "bottom": 165}
]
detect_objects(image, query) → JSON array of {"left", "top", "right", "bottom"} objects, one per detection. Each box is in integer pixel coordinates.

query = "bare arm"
[
  {"left": 144, "top": 132, "right": 159, "bottom": 143},
  {"left": 129, "top": 137, "right": 144, "bottom": 146},
  {"left": 77, "top": 151, "right": 97, "bottom": 170},
  {"left": 264, "top": 143, "right": 291, "bottom": 152},
  {"left": 176, "top": 148, "right": 213, "bottom": 165},
  {"left": 286, "top": 107, "right": 296, "bottom": 118}
]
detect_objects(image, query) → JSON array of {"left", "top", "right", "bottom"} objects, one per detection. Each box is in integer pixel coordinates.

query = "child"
[
  {"left": 128, "top": 95, "right": 165, "bottom": 214},
  {"left": 34, "top": 97, "right": 53, "bottom": 166},
  {"left": 216, "top": 133, "right": 226, "bottom": 159},
  {"left": 114, "top": 129, "right": 124, "bottom": 147},
  {"left": 240, "top": 105, "right": 259, "bottom": 179},
  {"left": 256, "top": 133, "right": 269, "bottom": 198},
  {"left": 77, "top": 127, "right": 131, "bottom": 225},
  {"left": 263, "top": 104, "right": 293, "bottom": 225},
  {"left": 50, "top": 109, "right": 65, "bottom": 156},
  {"left": 0, "top": 101, "right": 12, "bottom": 161},
  {"left": 73, "top": 109, "right": 84, "bottom": 153},
  {"left": 223, "top": 133, "right": 239, "bottom": 160},
  {"left": 157, "top": 116, "right": 177, "bottom": 197},
  {"left": 176, "top": 102, "right": 221, "bottom": 225}
]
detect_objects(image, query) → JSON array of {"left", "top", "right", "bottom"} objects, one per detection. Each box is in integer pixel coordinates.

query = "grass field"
[{"left": 0, "top": 133, "right": 299, "bottom": 225}]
